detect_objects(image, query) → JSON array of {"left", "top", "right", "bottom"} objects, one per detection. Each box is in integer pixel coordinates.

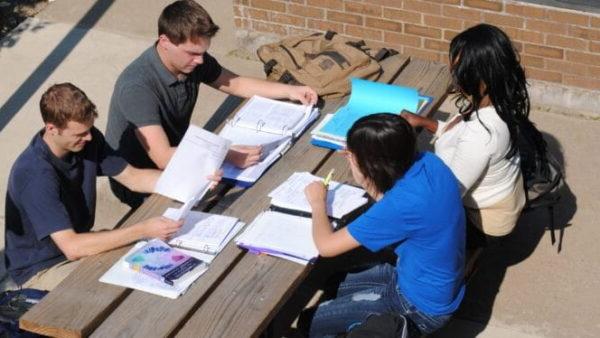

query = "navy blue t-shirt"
[
  {"left": 4, "top": 128, "right": 127, "bottom": 284},
  {"left": 348, "top": 152, "right": 466, "bottom": 316}
]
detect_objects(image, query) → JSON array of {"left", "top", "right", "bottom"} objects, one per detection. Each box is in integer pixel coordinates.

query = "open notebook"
[
  {"left": 235, "top": 211, "right": 318, "bottom": 265},
  {"left": 163, "top": 208, "right": 243, "bottom": 255},
  {"left": 269, "top": 172, "right": 368, "bottom": 219},
  {"left": 311, "top": 78, "right": 432, "bottom": 150},
  {"left": 220, "top": 96, "right": 319, "bottom": 187}
]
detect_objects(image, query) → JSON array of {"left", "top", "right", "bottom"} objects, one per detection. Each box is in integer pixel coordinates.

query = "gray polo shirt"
[{"left": 105, "top": 44, "right": 222, "bottom": 170}]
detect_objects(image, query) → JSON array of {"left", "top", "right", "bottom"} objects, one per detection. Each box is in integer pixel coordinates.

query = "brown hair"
[
  {"left": 40, "top": 83, "right": 98, "bottom": 128},
  {"left": 158, "top": 0, "right": 219, "bottom": 44}
]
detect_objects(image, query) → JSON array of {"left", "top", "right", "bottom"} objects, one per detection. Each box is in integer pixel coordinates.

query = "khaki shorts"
[
  {"left": 21, "top": 260, "right": 81, "bottom": 291},
  {"left": 467, "top": 174, "right": 526, "bottom": 237}
]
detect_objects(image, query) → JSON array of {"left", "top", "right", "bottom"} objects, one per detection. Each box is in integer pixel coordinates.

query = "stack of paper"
[
  {"left": 220, "top": 96, "right": 319, "bottom": 186},
  {"left": 100, "top": 241, "right": 211, "bottom": 299},
  {"left": 163, "top": 208, "right": 243, "bottom": 255},
  {"left": 269, "top": 172, "right": 368, "bottom": 219},
  {"left": 155, "top": 125, "right": 231, "bottom": 202},
  {"left": 235, "top": 211, "right": 318, "bottom": 265},
  {"left": 311, "top": 78, "right": 432, "bottom": 150}
]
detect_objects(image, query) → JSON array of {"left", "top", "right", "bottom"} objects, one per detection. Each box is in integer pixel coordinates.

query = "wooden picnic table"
[{"left": 20, "top": 54, "right": 450, "bottom": 338}]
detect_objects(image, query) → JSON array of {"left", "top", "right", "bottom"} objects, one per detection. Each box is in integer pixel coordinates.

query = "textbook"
[
  {"left": 163, "top": 208, "right": 243, "bottom": 255},
  {"left": 268, "top": 172, "right": 368, "bottom": 219},
  {"left": 100, "top": 241, "right": 211, "bottom": 299},
  {"left": 155, "top": 125, "right": 231, "bottom": 203},
  {"left": 124, "top": 239, "right": 205, "bottom": 286},
  {"left": 219, "top": 95, "right": 319, "bottom": 187},
  {"left": 311, "top": 78, "right": 432, "bottom": 150},
  {"left": 235, "top": 211, "right": 318, "bottom": 265}
]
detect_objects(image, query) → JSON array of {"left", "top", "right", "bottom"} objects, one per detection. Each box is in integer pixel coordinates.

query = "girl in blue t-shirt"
[{"left": 304, "top": 113, "right": 465, "bottom": 336}]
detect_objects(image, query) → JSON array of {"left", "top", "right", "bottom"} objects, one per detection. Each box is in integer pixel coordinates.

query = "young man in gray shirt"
[{"left": 106, "top": 0, "right": 318, "bottom": 207}]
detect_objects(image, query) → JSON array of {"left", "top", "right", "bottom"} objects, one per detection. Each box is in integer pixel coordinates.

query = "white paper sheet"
[
  {"left": 235, "top": 211, "right": 318, "bottom": 263},
  {"left": 154, "top": 125, "right": 231, "bottom": 202},
  {"left": 269, "top": 172, "right": 368, "bottom": 219}
]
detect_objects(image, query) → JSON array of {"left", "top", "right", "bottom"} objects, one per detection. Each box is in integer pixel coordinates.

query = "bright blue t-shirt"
[
  {"left": 5, "top": 128, "right": 127, "bottom": 284},
  {"left": 348, "top": 152, "right": 465, "bottom": 316}
]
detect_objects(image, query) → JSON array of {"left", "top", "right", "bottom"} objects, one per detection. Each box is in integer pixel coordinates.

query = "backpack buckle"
[{"left": 263, "top": 59, "right": 278, "bottom": 76}]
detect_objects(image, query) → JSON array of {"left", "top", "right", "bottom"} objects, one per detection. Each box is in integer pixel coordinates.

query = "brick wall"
[{"left": 233, "top": 0, "right": 600, "bottom": 91}]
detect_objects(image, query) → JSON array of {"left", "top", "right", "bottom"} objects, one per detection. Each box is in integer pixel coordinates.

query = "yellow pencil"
[{"left": 323, "top": 169, "right": 335, "bottom": 187}]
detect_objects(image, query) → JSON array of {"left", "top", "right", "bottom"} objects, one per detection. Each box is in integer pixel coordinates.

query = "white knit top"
[{"left": 434, "top": 106, "right": 522, "bottom": 209}]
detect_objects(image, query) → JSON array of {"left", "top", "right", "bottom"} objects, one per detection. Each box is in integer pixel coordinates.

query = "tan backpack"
[{"left": 257, "top": 31, "right": 397, "bottom": 98}]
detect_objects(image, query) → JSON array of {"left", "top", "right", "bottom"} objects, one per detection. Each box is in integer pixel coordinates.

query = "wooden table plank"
[{"left": 175, "top": 56, "right": 418, "bottom": 338}]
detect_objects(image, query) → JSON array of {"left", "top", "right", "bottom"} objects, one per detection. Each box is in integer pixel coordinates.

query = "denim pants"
[{"left": 309, "top": 263, "right": 451, "bottom": 337}]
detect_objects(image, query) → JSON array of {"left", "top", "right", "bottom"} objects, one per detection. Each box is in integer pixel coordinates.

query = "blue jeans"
[{"left": 309, "top": 263, "right": 451, "bottom": 337}]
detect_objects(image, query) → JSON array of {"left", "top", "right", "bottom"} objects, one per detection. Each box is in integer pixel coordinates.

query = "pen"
[{"left": 323, "top": 169, "right": 335, "bottom": 187}]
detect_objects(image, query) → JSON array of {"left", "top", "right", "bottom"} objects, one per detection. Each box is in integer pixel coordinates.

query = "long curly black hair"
[{"left": 449, "top": 23, "right": 546, "bottom": 162}]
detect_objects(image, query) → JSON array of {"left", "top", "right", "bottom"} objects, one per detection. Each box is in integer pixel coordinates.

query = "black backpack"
[
  {"left": 0, "top": 289, "right": 47, "bottom": 338},
  {"left": 517, "top": 120, "right": 564, "bottom": 243}
]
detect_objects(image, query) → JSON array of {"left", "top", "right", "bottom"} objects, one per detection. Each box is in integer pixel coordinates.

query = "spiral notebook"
[{"left": 220, "top": 96, "right": 319, "bottom": 186}]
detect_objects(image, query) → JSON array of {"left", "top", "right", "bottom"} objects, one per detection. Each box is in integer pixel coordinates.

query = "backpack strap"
[
  {"left": 373, "top": 48, "right": 398, "bottom": 61},
  {"left": 318, "top": 50, "right": 350, "bottom": 68},
  {"left": 263, "top": 59, "right": 278, "bottom": 76},
  {"left": 278, "top": 70, "right": 298, "bottom": 84},
  {"left": 324, "top": 30, "right": 337, "bottom": 40}
]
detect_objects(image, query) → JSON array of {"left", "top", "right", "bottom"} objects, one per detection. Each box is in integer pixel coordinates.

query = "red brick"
[
  {"left": 424, "top": 39, "right": 450, "bottom": 52},
  {"left": 369, "top": 0, "right": 402, "bottom": 9},
  {"left": 384, "top": 31, "right": 422, "bottom": 47},
  {"left": 423, "top": 15, "right": 463, "bottom": 30},
  {"left": 443, "top": 29, "right": 460, "bottom": 41},
  {"left": 569, "top": 26, "right": 600, "bottom": 42},
  {"left": 513, "top": 41, "right": 523, "bottom": 53},
  {"left": 345, "top": 1, "right": 382, "bottom": 17},
  {"left": 592, "top": 17, "right": 600, "bottom": 29},
  {"left": 245, "top": 8, "right": 269, "bottom": 21},
  {"left": 365, "top": 17, "right": 403, "bottom": 32},
  {"left": 306, "top": 0, "right": 343, "bottom": 10},
  {"left": 252, "top": 20, "right": 287, "bottom": 35},
  {"left": 423, "top": 0, "right": 460, "bottom": 4},
  {"left": 307, "top": 19, "right": 343, "bottom": 32},
  {"left": 547, "top": 9, "right": 589, "bottom": 27},
  {"left": 289, "top": 27, "right": 317, "bottom": 36},
  {"left": 345, "top": 25, "right": 383, "bottom": 41},
  {"left": 289, "top": 4, "right": 324, "bottom": 19},
  {"left": 234, "top": 18, "right": 251, "bottom": 29},
  {"left": 405, "top": 24, "right": 442, "bottom": 39},
  {"left": 233, "top": 5, "right": 243, "bottom": 17},
  {"left": 403, "top": 0, "right": 441, "bottom": 16},
  {"left": 590, "top": 41, "right": 600, "bottom": 53},
  {"left": 566, "top": 50, "right": 600, "bottom": 67},
  {"left": 524, "top": 44, "right": 564, "bottom": 59},
  {"left": 484, "top": 12, "right": 524, "bottom": 28},
  {"left": 506, "top": 29, "right": 544, "bottom": 44},
  {"left": 525, "top": 67, "right": 562, "bottom": 83},
  {"left": 521, "top": 55, "right": 545, "bottom": 68},
  {"left": 563, "top": 75, "right": 600, "bottom": 90},
  {"left": 546, "top": 34, "right": 587, "bottom": 51},
  {"left": 443, "top": 5, "right": 482, "bottom": 21},
  {"left": 251, "top": 0, "right": 286, "bottom": 12},
  {"left": 403, "top": 46, "right": 443, "bottom": 62},
  {"left": 271, "top": 13, "right": 306, "bottom": 27},
  {"left": 526, "top": 19, "right": 567, "bottom": 35},
  {"left": 463, "top": 21, "right": 481, "bottom": 30},
  {"left": 464, "top": 0, "right": 502, "bottom": 12},
  {"left": 505, "top": 3, "right": 546, "bottom": 19},
  {"left": 383, "top": 8, "right": 422, "bottom": 24},
  {"left": 546, "top": 59, "right": 590, "bottom": 76},
  {"left": 288, "top": 0, "right": 304, "bottom": 3},
  {"left": 327, "top": 10, "right": 363, "bottom": 25}
]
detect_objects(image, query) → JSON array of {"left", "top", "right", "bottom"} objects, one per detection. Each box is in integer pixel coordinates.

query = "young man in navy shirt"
[{"left": 4, "top": 83, "right": 186, "bottom": 291}]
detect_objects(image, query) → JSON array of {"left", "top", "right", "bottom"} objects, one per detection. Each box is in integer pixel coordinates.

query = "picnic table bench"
[{"left": 20, "top": 54, "right": 451, "bottom": 338}]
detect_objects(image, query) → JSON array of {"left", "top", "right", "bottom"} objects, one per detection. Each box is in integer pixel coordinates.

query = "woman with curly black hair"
[{"left": 403, "top": 24, "right": 547, "bottom": 239}]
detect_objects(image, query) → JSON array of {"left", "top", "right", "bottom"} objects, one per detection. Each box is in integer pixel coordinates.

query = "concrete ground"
[{"left": 0, "top": 1, "right": 598, "bottom": 337}]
